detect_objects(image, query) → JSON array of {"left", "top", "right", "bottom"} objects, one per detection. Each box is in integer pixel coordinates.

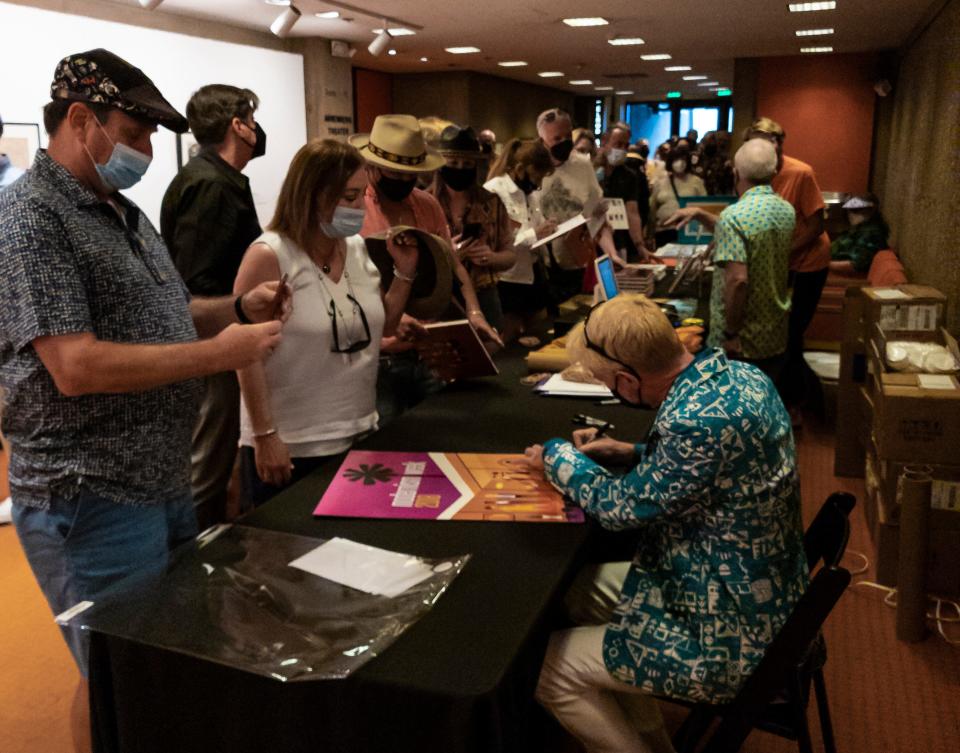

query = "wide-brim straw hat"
[
  {"left": 364, "top": 226, "right": 454, "bottom": 320},
  {"left": 349, "top": 114, "right": 446, "bottom": 174}
]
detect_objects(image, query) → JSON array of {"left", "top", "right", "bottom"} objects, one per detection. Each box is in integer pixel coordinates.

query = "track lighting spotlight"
[{"left": 270, "top": 5, "right": 301, "bottom": 38}]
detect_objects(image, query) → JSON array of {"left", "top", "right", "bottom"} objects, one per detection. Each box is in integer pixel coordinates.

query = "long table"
[{"left": 88, "top": 339, "right": 655, "bottom": 753}]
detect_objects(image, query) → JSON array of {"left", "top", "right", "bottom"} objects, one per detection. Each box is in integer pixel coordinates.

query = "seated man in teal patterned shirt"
[{"left": 525, "top": 294, "right": 808, "bottom": 753}]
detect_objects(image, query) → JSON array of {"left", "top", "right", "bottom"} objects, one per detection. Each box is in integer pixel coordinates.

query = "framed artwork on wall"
[
  {"left": 175, "top": 130, "right": 199, "bottom": 169},
  {"left": 0, "top": 122, "right": 42, "bottom": 169}
]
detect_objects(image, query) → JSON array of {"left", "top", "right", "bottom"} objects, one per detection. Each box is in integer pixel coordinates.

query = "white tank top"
[{"left": 239, "top": 231, "right": 385, "bottom": 457}]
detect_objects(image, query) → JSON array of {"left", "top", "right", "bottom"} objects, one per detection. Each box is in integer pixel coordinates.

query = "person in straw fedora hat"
[{"left": 351, "top": 114, "right": 503, "bottom": 425}]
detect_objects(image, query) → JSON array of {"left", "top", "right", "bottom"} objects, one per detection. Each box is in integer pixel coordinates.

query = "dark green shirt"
[
  {"left": 161, "top": 149, "right": 262, "bottom": 296},
  {"left": 830, "top": 217, "right": 889, "bottom": 274}
]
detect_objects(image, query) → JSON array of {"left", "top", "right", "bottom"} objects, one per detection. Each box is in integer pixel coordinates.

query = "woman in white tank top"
[{"left": 234, "top": 140, "right": 418, "bottom": 507}]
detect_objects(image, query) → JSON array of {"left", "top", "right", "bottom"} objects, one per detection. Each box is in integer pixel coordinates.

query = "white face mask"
[
  {"left": 607, "top": 148, "right": 627, "bottom": 166},
  {"left": 671, "top": 159, "right": 688, "bottom": 175}
]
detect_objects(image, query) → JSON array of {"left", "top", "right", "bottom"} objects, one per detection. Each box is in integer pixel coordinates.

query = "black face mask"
[
  {"left": 242, "top": 122, "right": 266, "bottom": 160},
  {"left": 440, "top": 165, "right": 477, "bottom": 192},
  {"left": 515, "top": 173, "right": 538, "bottom": 195},
  {"left": 377, "top": 174, "right": 417, "bottom": 202},
  {"left": 611, "top": 379, "right": 654, "bottom": 411},
  {"left": 549, "top": 138, "right": 574, "bottom": 163}
]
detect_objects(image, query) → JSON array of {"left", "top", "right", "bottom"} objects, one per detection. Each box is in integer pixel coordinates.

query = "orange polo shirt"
[{"left": 772, "top": 155, "right": 831, "bottom": 273}]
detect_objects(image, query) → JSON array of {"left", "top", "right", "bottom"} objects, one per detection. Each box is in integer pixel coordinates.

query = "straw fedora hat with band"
[{"left": 349, "top": 114, "right": 446, "bottom": 173}]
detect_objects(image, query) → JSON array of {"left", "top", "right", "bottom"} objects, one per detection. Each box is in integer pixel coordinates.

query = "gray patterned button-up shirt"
[{"left": 0, "top": 150, "right": 201, "bottom": 509}]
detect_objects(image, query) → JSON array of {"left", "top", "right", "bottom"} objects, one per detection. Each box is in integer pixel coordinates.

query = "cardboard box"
[
  {"left": 865, "top": 450, "right": 960, "bottom": 527},
  {"left": 862, "top": 285, "right": 946, "bottom": 338},
  {"left": 866, "top": 328, "right": 960, "bottom": 465},
  {"left": 834, "top": 289, "right": 869, "bottom": 477},
  {"left": 868, "top": 483, "right": 960, "bottom": 597}
]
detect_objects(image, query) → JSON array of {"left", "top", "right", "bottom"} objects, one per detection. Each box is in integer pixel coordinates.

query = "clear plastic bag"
[{"left": 74, "top": 525, "right": 469, "bottom": 681}]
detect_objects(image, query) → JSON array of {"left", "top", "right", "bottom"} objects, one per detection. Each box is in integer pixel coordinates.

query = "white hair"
[
  {"left": 734, "top": 139, "right": 778, "bottom": 184},
  {"left": 536, "top": 108, "right": 572, "bottom": 135}
]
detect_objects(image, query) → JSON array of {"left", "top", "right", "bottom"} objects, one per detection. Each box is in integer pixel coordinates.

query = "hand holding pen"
[{"left": 572, "top": 424, "right": 637, "bottom": 466}]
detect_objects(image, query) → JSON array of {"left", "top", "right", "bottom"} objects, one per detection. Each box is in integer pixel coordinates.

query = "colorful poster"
[{"left": 314, "top": 451, "right": 585, "bottom": 523}]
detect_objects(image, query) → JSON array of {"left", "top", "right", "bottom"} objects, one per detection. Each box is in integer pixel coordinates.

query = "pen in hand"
[{"left": 593, "top": 422, "right": 611, "bottom": 440}]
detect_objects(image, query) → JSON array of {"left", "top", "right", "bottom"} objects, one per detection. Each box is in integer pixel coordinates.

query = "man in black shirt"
[
  {"left": 597, "top": 125, "right": 652, "bottom": 261},
  {"left": 161, "top": 84, "right": 265, "bottom": 528}
]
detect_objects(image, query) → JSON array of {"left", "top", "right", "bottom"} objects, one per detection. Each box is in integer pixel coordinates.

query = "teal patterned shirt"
[
  {"left": 708, "top": 184, "right": 796, "bottom": 359},
  {"left": 543, "top": 349, "right": 808, "bottom": 702}
]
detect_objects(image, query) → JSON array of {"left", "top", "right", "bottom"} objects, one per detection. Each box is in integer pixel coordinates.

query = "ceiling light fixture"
[
  {"left": 562, "top": 17, "right": 608, "bottom": 27},
  {"left": 388, "top": 49, "right": 398, "bottom": 56},
  {"left": 788, "top": 2, "right": 836, "bottom": 11},
  {"left": 697, "top": 81, "right": 720, "bottom": 86},
  {"left": 270, "top": 4, "right": 300, "bottom": 37},
  {"left": 607, "top": 37, "right": 645, "bottom": 46},
  {"left": 801, "top": 46, "right": 834, "bottom": 53},
  {"left": 795, "top": 28, "right": 834, "bottom": 35},
  {"left": 368, "top": 27, "right": 392, "bottom": 56},
  {"left": 683, "top": 75, "right": 707, "bottom": 80},
  {"left": 641, "top": 54, "right": 672, "bottom": 60},
  {"left": 264, "top": 0, "right": 290, "bottom": 5},
  {"left": 538, "top": 71, "right": 564, "bottom": 77},
  {"left": 664, "top": 65, "right": 691, "bottom": 71},
  {"left": 569, "top": 79, "right": 593, "bottom": 85},
  {"left": 139, "top": 0, "right": 164, "bottom": 8},
  {"left": 316, "top": 10, "right": 340, "bottom": 18},
  {"left": 445, "top": 46, "right": 481, "bottom": 54},
  {"left": 420, "top": 57, "right": 429, "bottom": 62},
  {"left": 595, "top": 86, "right": 613, "bottom": 90},
  {"left": 372, "top": 27, "right": 415, "bottom": 36},
  {"left": 498, "top": 61, "right": 528, "bottom": 67},
  {"left": 616, "top": 90, "right": 634, "bottom": 95}
]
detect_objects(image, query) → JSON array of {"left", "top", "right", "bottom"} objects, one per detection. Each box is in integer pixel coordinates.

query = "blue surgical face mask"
[
  {"left": 320, "top": 205, "right": 366, "bottom": 238},
  {"left": 85, "top": 119, "right": 152, "bottom": 192}
]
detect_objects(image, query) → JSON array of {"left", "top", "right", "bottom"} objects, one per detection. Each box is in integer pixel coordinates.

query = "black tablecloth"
[{"left": 88, "top": 337, "right": 654, "bottom": 753}]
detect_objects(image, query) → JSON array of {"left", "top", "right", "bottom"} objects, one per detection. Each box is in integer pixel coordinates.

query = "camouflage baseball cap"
[{"left": 50, "top": 48, "right": 188, "bottom": 133}]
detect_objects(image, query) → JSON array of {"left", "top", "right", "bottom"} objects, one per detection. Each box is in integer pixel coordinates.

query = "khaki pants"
[{"left": 535, "top": 563, "right": 674, "bottom": 753}]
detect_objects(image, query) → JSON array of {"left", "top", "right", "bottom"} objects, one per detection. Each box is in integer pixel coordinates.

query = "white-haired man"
[{"left": 669, "top": 138, "right": 795, "bottom": 381}]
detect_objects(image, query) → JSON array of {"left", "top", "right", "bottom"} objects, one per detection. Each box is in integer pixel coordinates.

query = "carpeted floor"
[{"left": 0, "top": 418, "right": 957, "bottom": 753}]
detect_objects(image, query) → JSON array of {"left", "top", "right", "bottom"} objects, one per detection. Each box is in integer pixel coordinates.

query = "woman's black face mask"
[
  {"left": 377, "top": 173, "right": 417, "bottom": 202},
  {"left": 440, "top": 165, "right": 477, "bottom": 192}
]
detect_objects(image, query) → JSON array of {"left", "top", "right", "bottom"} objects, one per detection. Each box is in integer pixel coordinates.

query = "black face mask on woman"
[
  {"left": 377, "top": 173, "right": 417, "bottom": 202},
  {"left": 549, "top": 138, "right": 574, "bottom": 163},
  {"left": 514, "top": 172, "right": 538, "bottom": 195},
  {"left": 440, "top": 165, "right": 477, "bottom": 192}
]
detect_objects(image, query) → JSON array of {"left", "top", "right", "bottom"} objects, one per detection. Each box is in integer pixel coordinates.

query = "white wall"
[{"left": 0, "top": 1, "right": 307, "bottom": 226}]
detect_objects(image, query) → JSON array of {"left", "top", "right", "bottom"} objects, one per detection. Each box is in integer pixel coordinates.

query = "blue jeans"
[{"left": 12, "top": 487, "right": 197, "bottom": 676}]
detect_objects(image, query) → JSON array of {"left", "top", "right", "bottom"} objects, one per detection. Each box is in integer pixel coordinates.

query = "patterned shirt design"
[
  {"left": 543, "top": 349, "right": 808, "bottom": 702},
  {"left": 0, "top": 151, "right": 201, "bottom": 508},
  {"left": 709, "top": 185, "right": 796, "bottom": 359}
]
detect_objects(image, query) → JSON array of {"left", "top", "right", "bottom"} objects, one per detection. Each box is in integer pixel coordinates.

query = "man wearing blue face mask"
[
  {"left": 160, "top": 84, "right": 266, "bottom": 529},
  {"left": 0, "top": 49, "right": 288, "bottom": 752}
]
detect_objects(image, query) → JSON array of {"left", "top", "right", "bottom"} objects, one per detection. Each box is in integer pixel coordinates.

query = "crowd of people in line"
[{"left": 0, "top": 47, "right": 892, "bottom": 753}]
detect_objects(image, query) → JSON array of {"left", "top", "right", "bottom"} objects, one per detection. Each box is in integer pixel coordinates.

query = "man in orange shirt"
[{"left": 746, "top": 117, "right": 830, "bottom": 419}]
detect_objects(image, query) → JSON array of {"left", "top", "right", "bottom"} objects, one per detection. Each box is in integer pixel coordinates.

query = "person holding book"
[{"left": 234, "top": 139, "right": 418, "bottom": 507}]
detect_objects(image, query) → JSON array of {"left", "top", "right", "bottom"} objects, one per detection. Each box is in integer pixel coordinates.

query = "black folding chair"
[{"left": 672, "top": 492, "right": 856, "bottom": 753}]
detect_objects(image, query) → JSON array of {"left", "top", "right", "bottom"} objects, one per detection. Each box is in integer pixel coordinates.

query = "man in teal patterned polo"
[{"left": 524, "top": 294, "right": 808, "bottom": 753}]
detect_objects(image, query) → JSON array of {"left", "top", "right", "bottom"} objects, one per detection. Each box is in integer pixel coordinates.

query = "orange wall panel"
[
  {"left": 353, "top": 68, "right": 393, "bottom": 133},
  {"left": 756, "top": 53, "right": 878, "bottom": 194}
]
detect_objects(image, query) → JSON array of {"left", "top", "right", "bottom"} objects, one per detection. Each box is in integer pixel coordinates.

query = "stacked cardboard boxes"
[{"left": 853, "top": 286, "right": 960, "bottom": 596}]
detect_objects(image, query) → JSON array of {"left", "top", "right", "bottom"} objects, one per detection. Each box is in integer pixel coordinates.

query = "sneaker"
[{"left": 0, "top": 497, "right": 12, "bottom": 525}]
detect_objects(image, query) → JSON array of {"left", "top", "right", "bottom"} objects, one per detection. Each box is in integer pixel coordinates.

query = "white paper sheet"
[
  {"left": 535, "top": 373, "right": 614, "bottom": 398},
  {"left": 871, "top": 288, "right": 910, "bottom": 300},
  {"left": 605, "top": 198, "right": 630, "bottom": 230},
  {"left": 917, "top": 374, "right": 957, "bottom": 390},
  {"left": 288, "top": 537, "right": 435, "bottom": 598},
  {"left": 531, "top": 213, "right": 588, "bottom": 249}
]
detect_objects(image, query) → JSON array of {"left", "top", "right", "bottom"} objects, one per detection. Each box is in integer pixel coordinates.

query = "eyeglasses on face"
[{"left": 329, "top": 294, "right": 372, "bottom": 354}]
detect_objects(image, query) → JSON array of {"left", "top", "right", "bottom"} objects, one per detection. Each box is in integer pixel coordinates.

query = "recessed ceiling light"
[
  {"left": 420, "top": 57, "right": 428, "bottom": 62},
  {"left": 607, "top": 38, "right": 645, "bottom": 46},
  {"left": 801, "top": 46, "right": 833, "bottom": 53},
  {"left": 788, "top": 2, "right": 836, "bottom": 11},
  {"left": 538, "top": 71, "right": 564, "bottom": 77},
  {"left": 595, "top": 86, "right": 613, "bottom": 90},
  {"left": 664, "top": 65, "right": 691, "bottom": 71},
  {"left": 796, "top": 28, "right": 834, "bottom": 36},
  {"left": 569, "top": 79, "right": 593, "bottom": 85},
  {"left": 641, "top": 54, "right": 672, "bottom": 61},
  {"left": 498, "top": 61, "right": 528, "bottom": 67},
  {"left": 265, "top": 0, "right": 290, "bottom": 5},
  {"left": 615, "top": 90, "right": 634, "bottom": 95},
  {"left": 683, "top": 75, "right": 707, "bottom": 80},
  {"left": 562, "top": 17, "right": 609, "bottom": 27},
  {"left": 373, "top": 27, "right": 416, "bottom": 36},
  {"left": 387, "top": 49, "right": 397, "bottom": 56},
  {"left": 445, "top": 46, "right": 481, "bottom": 54},
  {"left": 697, "top": 81, "right": 720, "bottom": 87},
  {"left": 315, "top": 10, "right": 339, "bottom": 18}
]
